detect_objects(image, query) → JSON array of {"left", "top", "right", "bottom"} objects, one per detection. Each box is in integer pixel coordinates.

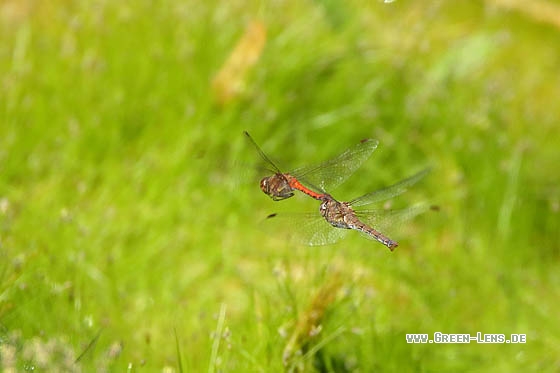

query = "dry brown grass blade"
[
  {"left": 490, "top": 0, "right": 560, "bottom": 29},
  {"left": 211, "top": 20, "right": 267, "bottom": 105}
]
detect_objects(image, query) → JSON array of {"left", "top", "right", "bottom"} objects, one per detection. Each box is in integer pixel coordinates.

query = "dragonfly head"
[{"left": 260, "top": 175, "right": 294, "bottom": 201}]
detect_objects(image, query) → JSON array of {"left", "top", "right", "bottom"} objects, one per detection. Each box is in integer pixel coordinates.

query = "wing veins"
[
  {"left": 290, "top": 139, "right": 379, "bottom": 192},
  {"left": 350, "top": 168, "right": 431, "bottom": 207}
]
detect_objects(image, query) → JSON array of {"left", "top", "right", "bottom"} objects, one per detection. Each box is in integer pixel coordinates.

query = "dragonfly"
[
  {"left": 244, "top": 131, "right": 378, "bottom": 201},
  {"left": 267, "top": 168, "right": 431, "bottom": 251}
]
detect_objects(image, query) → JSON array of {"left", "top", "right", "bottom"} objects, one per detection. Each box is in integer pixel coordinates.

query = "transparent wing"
[
  {"left": 349, "top": 168, "right": 431, "bottom": 207},
  {"left": 354, "top": 203, "right": 431, "bottom": 235},
  {"left": 290, "top": 139, "right": 379, "bottom": 193},
  {"left": 244, "top": 131, "right": 283, "bottom": 174},
  {"left": 263, "top": 212, "right": 349, "bottom": 246}
]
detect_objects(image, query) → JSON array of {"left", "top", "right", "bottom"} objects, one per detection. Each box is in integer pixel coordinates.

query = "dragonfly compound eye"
[{"left": 260, "top": 177, "right": 269, "bottom": 193}]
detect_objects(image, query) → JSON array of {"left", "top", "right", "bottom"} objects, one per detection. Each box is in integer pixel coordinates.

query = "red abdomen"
[{"left": 285, "top": 175, "right": 326, "bottom": 200}]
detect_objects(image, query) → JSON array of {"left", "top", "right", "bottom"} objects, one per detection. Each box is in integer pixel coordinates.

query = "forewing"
[
  {"left": 350, "top": 168, "right": 431, "bottom": 207},
  {"left": 290, "top": 139, "right": 379, "bottom": 193},
  {"left": 244, "top": 131, "right": 283, "bottom": 174}
]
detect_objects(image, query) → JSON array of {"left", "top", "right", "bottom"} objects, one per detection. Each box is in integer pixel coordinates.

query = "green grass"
[{"left": 1, "top": 0, "right": 559, "bottom": 371}]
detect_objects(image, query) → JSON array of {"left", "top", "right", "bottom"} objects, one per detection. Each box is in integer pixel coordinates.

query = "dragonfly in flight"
[
  {"left": 244, "top": 131, "right": 378, "bottom": 201},
  {"left": 245, "top": 131, "right": 430, "bottom": 250},
  {"left": 266, "top": 169, "right": 430, "bottom": 250}
]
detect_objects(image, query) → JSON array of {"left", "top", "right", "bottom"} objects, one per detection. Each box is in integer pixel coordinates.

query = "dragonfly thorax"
[{"left": 320, "top": 198, "right": 354, "bottom": 229}]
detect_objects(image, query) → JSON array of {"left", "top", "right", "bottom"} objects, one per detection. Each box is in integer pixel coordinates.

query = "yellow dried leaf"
[
  {"left": 490, "top": 0, "right": 560, "bottom": 29},
  {"left": 212, "top": 20, "right": 267, "bottom": 105}
]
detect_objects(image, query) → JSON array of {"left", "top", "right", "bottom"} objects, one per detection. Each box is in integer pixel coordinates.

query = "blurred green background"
[{"left": 1, "top": 0, "right": 559, "bottom": 371}]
